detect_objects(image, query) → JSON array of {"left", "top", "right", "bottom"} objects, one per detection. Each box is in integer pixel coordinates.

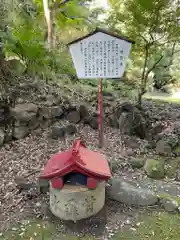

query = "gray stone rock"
[
  {"left": 156, "top": 139, "right": 172, "bottom": 156},
  {"left": 129, "top": 157, "right": 145, "bottom": 169},
  {"left": 45, "top": 95, "right": 61, "bottom": 106},
  {"left": 151, "top": 122, "right": 164, "bottom": 136},
  {"left": 108, "top": 116, "right": 119, "bottom": 128},
  {"left": 116, "top": 103, "right": 147, "bottom": 139},
  {"left": 51, "top": 106, "right": 64, "bottom": 118},
  {"left": 118, "top": 112, "right": 133, "bottom": 135},
  {"left": 0, "top": 129, "right": 5, "bottom": 146},
  {"left": 79, "top": 105, "right": 89, "bottom": 119},
  {"left": 144, "top": 158, "right": 165, "bottom": 179},
  {"left": 67, "top": 110, "right": 81, "bottom": 124},
  {"left": 65, "top": 124, "right": 77, "bottom": 135},
  {"left": 107, "top": 179, "right": 158, "bottom": 206},
  {"left": 89, "top": 116, "right": 98, "bottom": 130},
  {"left": 28, "top": 119, "right": 40, "bottom": 130},
  {"left": 51, "top": 126, "right": 65, "bottom": 139},
  {"left": 10, "top": 103, "right": 38, "bottom": 122},
  {"left": 4, "top": 128, "right": 12, "bottom": 142},
  {"left": 160, "top": 198, "right": 178, "bottom": 212},
  {"left": 38, "top": 179, "right": 49, "bottom": 193},
  {"left": 39, "top": 107, "right": 52, "bottom": 119},
  {"left": 39, "top": 106, "right": 64, "bottom": 119},
  {"left": 13, "top": 126, "right": 29, "bottom": 139}
]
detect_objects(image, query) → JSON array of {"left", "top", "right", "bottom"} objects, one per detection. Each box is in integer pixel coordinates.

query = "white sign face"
[{"left": 69, "top": 32, "right": 132, "bottom": 79}]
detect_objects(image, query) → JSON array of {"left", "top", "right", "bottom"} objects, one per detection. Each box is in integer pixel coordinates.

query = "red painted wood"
[
  {"left": 40, "top": 139, "right": 111, "bottom": 181},
  {"left": 51, "top": 177, "right": 63, "bottom": 189},
  {"left": 98, "top": 78, "right": 103, "bottom": 148},
  {"left": 87, "top": 178, "right": 97, "bottom": 189}
]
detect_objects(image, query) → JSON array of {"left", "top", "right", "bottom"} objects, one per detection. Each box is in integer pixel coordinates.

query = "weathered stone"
[
  {"left": 118, "top": 112, "right": 133, "bottom": 135},
  {"left": 65, "top": 124, "right": 77, "bottom": 135},
  {"left": 45, "top": 95, "right": 61, "bottom": 106},
  {"left": 129, "top": 157, "right": 145, "bottom": 169},
  {"left": 40, "top": 120, "right": 52, "bottom": 129},
  {"left": 51, "top": 126, "right": 65, "bottom": 139},
  {"left": 156, "top": 139, "right": 172, "bottom": 156},
  {"left": 4, "top": 128, "right": 12, "bottom": 142},
  {"left": 51, "top": 106, "right": 64, "bottom": 118},
  {"left": 50, "top": 182, "right": 105, "bottom": 221},
  {"left": 132, "top": 113, "right": 147, "bottom": 139},
  {"left": 13, "top": 126, "right": 29, "bottom": 139},
  {"left": 89, "top": 116, "right": 98, "bottom": 130},
  {"left": 38, "top": 179, "right": 49, "bottom": 193},
  {"left": 28, "top": 119, "right": 40, "bottom": 130},
  {"left": 116, "top": 102, "right": 135, "bottom": 118},
  {"left": 107, "top": 179, "right": 158, "bottom": 206},
  {"left": 10, "top": 103, "right": 38, "bottom": 122},
  {"left": 0, "top": 129, "right": 5, "bottom": 146},
  {"left": 116, "top": 103, "right": 147, "bottom": 139},
  {"left": 79, "top": 105, "right": 89, "bottom": 119},
  {"left": 144, "top": 159, "right": 165, "bottom": 179},
  {"left": 123, "top": 138, "right": 141, "bottom": 149},
  {"left": 14, "top": 120, "right": 27, "bottom": 127},
  {"left": 67, "top": 110, "right": 81, "bottom": 124},
  {"left": 39, "top": 106, "right": 64, "bottom": 119},
  {"left": 108, "top": 116, "right": 118, "bottom": 128},
  {"left": 160, "top": 198, "right": 179, "bottom": 212},
  {"left": 151, "top": 122, "right": 164, "bottom": 136}
]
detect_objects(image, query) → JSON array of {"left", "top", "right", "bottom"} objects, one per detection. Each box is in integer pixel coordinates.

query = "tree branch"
[
  {"left": 60, "top": 11, "right": 94, "bottom": 24},
  {"left": 146, "top": 55, "right": 163, "bottom": 77},
  {"left": 53, "top": 0, "right": 73, "bottom": 10}
]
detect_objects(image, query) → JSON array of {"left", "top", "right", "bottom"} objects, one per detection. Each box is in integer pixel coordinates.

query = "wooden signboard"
[{"left": 68, "top": 28, "right": 135, "bottom": 147}]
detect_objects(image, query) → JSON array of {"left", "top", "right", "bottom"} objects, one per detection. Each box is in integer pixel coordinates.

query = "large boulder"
[
  {"left": 66, "top": 110, "right": 81, "bottom": 124},
  {"left": 51, "top": 126, "right": 65, "bottom": 139},
  {"left": 44, "top": 94, "right": 61, "bottom": 106},
  {"left": 144, "top": 158, "right": 165, "bottom": 179},
  {"left": 13, "top": 126, "right": 29, "bottom": 139},
  {"left": 118, "top": 112, "right": 133, "bottom": 135},
  {"left": 115, "top": 103, "right": 147, "bottom": 139},
  {"left": 156, "top": 122, "right": 180, "bottom": 148},
  {"left": 107, "top": 178, "right": 158, "bottom": 206},
  {"left": 129, "top": 156, "right": 145, "bottom": 169},
  {"left": 10, "top": 103, "right": 38, "bottom": 122},
  {"left": 156, "top": 139, "right": 172, "bottom": 156},
  {"left": 79, "top": 105, "right": 89, "bottom": 119},
  {"left": 39, "top": 106, "right": 64, "bottom": 120}
]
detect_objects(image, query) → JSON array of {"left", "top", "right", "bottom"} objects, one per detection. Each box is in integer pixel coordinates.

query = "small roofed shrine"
[{"left": 40, "top": 138, "right": 111, "bottom": 190}]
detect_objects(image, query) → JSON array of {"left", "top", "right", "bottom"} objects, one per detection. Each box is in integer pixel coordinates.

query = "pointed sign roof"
[
  {"left": 67, "top": 27, "right": 135, "bottom": 45},
  {"left": 40, "top": 139, "right": 111, "bottom": 181}
]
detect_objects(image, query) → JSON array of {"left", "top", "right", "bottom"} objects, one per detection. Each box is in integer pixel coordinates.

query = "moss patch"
[
  {"left": 165, "top": 157, "right": 180, "bottom": 178},
  {"left": 113, "top": 212, "right": 180, "bottom": 240},
  {"left": 144, "top": 158, "right": 165, "bottom": 179},
  {"left": 0, "top": 220, "right": 94, "bottom": 240}
]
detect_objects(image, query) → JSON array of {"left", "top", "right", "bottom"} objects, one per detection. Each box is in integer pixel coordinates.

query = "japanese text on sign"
[{"left": 69, "top": 32, "right": 132, "bottom": 79}]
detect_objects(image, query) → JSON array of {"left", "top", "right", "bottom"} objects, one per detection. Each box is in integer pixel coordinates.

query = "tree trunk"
[{"left": 43, "top": 0, "right": 53, "bottom": 49}]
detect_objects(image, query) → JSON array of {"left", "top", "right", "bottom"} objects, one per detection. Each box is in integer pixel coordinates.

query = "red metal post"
[{"left": 98, "top": 78, "right": 103, "bottom": 148}]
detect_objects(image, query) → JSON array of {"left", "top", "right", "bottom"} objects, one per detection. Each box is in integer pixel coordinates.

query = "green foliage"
[{"left": 107, "top": 0, "right": 180, "bottom": 100}]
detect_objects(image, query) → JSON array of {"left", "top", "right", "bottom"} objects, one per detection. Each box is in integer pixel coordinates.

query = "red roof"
[{"left": 40, "top": 139, "right": 111, "bottom": 181}]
